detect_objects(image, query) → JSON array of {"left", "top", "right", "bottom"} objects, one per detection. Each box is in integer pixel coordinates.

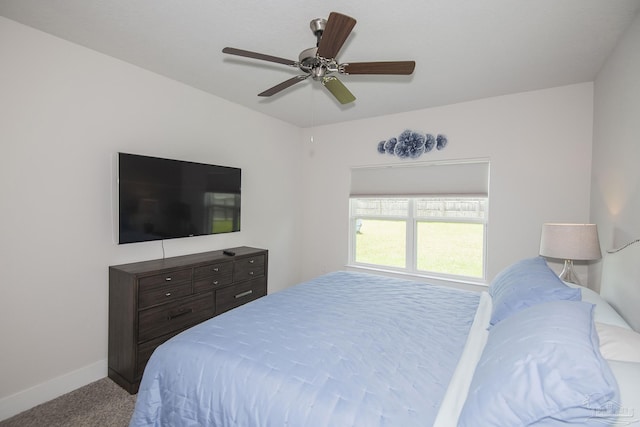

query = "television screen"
[{"left": 118, "top": 153, "right": 241, "bottom": 244}]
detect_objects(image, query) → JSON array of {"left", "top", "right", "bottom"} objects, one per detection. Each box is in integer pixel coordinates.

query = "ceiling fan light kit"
[{"left": 222, "top": 12, "right": 416, "bottom": 105}]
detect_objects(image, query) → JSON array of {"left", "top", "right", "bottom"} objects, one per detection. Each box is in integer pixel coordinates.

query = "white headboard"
[{"left": 600, "top": 239, "right": 640, "bottom": 332}]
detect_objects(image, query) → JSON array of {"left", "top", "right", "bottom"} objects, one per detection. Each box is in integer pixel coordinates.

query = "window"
[{"left": 349, "top": 161, "right": 489, "bottom": 280}]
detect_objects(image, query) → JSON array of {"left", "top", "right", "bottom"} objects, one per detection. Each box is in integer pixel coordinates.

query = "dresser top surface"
[{"left": 110, "top": 246, "right": 266, "bottom": 275}]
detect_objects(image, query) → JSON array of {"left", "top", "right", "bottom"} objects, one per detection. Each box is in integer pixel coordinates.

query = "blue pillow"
[
  {"left": 458, "top": 300, "right": 620, "bottom": 426},
  {"left": 489, "top": 256, "right": 580, "bottom": 325}
]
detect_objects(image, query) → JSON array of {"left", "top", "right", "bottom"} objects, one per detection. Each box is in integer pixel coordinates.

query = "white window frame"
[
  {"left": 348, "top": 159, "right": 490, "bottom": 282},
  {"left": 348, "top": 196, "right": 488, "bottom": 282}
]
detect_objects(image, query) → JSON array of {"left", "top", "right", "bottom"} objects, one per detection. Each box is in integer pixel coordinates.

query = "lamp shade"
[{"left": 539, "top": 223, "right": 602, "bottom": 261}]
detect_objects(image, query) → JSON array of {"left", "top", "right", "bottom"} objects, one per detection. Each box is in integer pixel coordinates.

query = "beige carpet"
[{"left": 0, "top": 378, "right": 136, "bottom": 427}]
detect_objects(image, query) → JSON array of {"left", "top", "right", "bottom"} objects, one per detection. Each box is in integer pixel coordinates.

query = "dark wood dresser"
[{"left": 108, "top": 246, "right": 268, "bottom": 393}]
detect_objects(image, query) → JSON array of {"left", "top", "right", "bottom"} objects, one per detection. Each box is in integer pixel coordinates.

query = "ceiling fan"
[{"left": 222, "top": 12, "right": 416, "bottom": 105}]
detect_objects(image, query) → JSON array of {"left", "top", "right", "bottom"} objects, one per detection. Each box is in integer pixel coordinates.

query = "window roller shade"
[{"left": 350, "top": 161, "right": 489, "bottom": 197}]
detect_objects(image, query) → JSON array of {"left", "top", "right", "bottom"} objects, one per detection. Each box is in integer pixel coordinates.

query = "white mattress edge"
[{"left": 433, "top": 291, "right": 492, "bottom": 427}]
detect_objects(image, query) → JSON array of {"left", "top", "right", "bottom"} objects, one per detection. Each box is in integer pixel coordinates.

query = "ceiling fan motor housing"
[
  {"left": 299, "top": 47, "right": 340, "bottom": 79},
  {"left": 299, "top": 47, "right": 319, "bottom": 73}
]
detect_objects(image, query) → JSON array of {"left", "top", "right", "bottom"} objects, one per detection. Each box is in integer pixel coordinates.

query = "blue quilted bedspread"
[{"left": 130, "top": 271, "right": 480, "bottom": 427}]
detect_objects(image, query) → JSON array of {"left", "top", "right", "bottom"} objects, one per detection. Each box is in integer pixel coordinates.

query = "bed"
[{"left": 130, "top": 241, "right": 640, "bottom": 426}]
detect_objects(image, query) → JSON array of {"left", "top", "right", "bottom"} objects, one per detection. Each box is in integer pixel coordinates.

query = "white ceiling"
[{"left": 1, "top": 0, "right": 639, "bottom": 128}]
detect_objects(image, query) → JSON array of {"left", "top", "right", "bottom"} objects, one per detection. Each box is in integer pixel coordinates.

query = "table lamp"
[{"left": 539, "top": 223, "right": 602, "bottom": 285}]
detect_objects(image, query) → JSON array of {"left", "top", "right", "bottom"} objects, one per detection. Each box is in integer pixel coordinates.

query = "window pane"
[
  {"left": 351, "top": 198, "right": 408, "bottom": 217},
  {"left": 355, "top": 219, "right": 406, "bottom": 268},
  {"left": 416, "top": 222, "right": 484, "bottom": 277},
  {"left": 416, "top": 198, "right": 486, "bottom": 220}
]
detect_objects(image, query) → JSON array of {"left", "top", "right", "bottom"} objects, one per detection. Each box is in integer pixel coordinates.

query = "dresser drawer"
[
  {"left": 233, "top": 255, "right": 265, "bottom": 282},
  {"left": 138, "top": 292, "right": 214, "bottom": 342},
  {"left": 138, "top": 281, "right": 192, "bottom": 310},
  {"left": 136, "top": 331, "right": 182, "bottom": 379},
  {"left": 194, "top": 274, "right": 233, "bottom": 293},
  {"left": 215, "top": 277, "right": 266, "bottom": 314},
  {"left": 194, "top": 261, "right": 233, "bottom": 279},
  {"left": 138, "top": 269, "right": 192, "bottom": 289}
]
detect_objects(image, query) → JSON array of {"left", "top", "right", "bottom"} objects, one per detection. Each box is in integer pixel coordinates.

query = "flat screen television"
[{"left": 118, "top": 153, "right": 241, "bottom": 244}]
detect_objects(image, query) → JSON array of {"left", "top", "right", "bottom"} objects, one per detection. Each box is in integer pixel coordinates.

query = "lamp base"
[{"left": 559, "top": 259, "right": 581, "bottom": 285}]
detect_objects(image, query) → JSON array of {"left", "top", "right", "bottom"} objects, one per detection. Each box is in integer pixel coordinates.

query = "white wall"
[
  {"left": 299, "top": 83, "right": 595, "bottom": 286},
  {"left": 590, "top": 11, "right": 640, "bottom": 291},
  {"left": 0, "top": 17, "right": 303, "bottom": 419}
]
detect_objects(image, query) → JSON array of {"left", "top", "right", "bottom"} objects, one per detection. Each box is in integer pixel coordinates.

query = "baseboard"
[{"left": 0, "top": 359, "right": 108, "bottom": 421}]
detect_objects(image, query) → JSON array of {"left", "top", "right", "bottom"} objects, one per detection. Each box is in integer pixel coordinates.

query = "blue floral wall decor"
[
  {"left": 378, "top": 130, "right": 448, "bottom": 158},
  {"left": 425, "top": 133, "right": 435, "bottom": 152},
  {"left": 436, "top": 134, "right": 448, "bottom": 150}
]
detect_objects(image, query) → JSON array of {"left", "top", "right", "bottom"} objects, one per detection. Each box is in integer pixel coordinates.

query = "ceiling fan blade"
[
  {"left": 322, "top": 76, "right": 356, "bottom": 104},
  {"left": 317, "top": 12, "right": 356, "bottom": 59},
  {"left": 222, "top": 47, "right": 297, "bottom": 66},
  {"left": 342, "top": 61, "right": 416, "bottom": 75},
  {"left": 258, "top": 75, "right": 309, "bottom": 97}
]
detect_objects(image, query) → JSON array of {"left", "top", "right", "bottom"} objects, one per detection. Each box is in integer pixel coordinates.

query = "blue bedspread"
[{"left": 130, "top": 271, "right": 480, "bottom": 427}]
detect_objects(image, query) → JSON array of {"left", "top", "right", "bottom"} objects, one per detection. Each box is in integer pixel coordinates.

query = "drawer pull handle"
[
  {"left": 235, "top": 290, "right": 253, "bottom": 299},
  {"left": 249, "top": 260, "right": 255, "bottom": 264},
  {"left": 167, "top": 308, "right": 193, "bottom": 320},
  {"left": 165, "top": 292, "right": 172, "bottom": 297},
  {"left": 165, "top": 277, "right": 172, "bottom": 281},
  {"left": 212, "top": 280, "right": 219, "bottom": 285},
  {"left": 249, "top": 271, "right": 254, "bottom": 275},
  {"left": 213, "top": 267, "right": 219, "bottom": 272}
]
